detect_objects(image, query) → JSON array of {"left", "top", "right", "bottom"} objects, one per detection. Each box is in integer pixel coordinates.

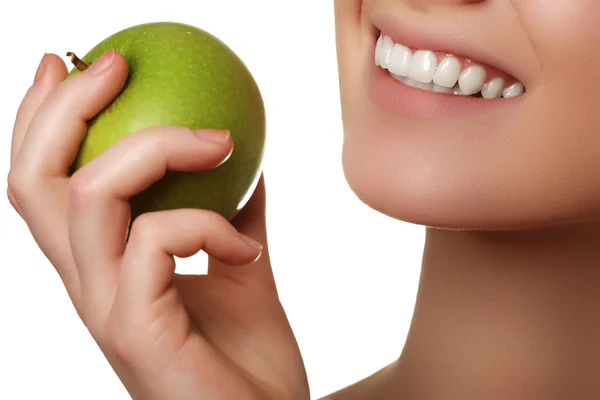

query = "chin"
[{"left": 341, "top": 134, "right": 600, "bottom": 232}]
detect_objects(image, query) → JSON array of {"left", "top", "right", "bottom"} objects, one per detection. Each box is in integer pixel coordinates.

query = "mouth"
[
  {"left": 367, "top": 11, "right": 530, "bottom": 119},
  {"left": 375, "top": 32, "right": 526, "bottom": 99}
]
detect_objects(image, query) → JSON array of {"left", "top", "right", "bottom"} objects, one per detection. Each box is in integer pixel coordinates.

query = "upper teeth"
[{"left": 375, "top": 34, "right": 525, "bottom": 99}]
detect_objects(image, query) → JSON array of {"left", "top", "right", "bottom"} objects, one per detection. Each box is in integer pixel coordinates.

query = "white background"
[{"left": 0, "top": 1, "right": 424, "bottom": 398}]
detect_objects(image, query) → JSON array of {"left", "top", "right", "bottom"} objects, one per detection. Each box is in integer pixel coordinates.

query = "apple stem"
[{"left": 66, "top": 52, "right": 89, "bottom": 71}]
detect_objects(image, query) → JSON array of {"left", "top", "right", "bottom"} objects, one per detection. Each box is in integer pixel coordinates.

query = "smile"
[{"left": 375, "top": 33, "right": 525, "bottom": 99}]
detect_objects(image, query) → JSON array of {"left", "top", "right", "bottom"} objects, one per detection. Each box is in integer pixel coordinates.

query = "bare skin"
[
  {"left": 325, "top": 225, "right": 600, "bottom": 399},
  {"left": 8, "top": 52, "right": 308, "bottom": 400},
  {"left": 9, "top": 0, "right": 600, "bottom": 399},
  {"left": 326, "top": 0, "right": 600, "bottom": 398}
]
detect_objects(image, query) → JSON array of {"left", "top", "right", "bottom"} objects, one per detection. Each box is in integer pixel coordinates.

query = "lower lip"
[{"left": 368, "top": 48, "right": 524, "bottom": 120}]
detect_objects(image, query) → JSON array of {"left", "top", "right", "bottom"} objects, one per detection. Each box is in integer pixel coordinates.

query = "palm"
[
  {"left": 176, "top": 273, "right": 308, "bottom": 399},
  {"left": 159, "top": 177, "right": 308, "bottom": 399}
]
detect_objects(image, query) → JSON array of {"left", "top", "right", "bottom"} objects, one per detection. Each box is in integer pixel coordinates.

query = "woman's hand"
[{"left": 7, "top": 50, "right": 309, "bottom": 400}]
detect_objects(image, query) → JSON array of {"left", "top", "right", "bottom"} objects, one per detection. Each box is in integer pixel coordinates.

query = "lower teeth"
[
  {"left": 391, "top": 73, "right": 480, "bottom": 97},
  {"left": 389, "top": 72, "right": 521, "bottom": 99}
]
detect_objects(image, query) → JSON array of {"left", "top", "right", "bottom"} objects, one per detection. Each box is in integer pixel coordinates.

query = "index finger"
[{"left": 10, "top": 54, "right": 68, "bottom": 166}]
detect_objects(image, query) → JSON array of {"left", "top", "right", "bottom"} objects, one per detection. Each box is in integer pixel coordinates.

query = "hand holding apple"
[{"left": 7, "top": 24, "right": 309, "bottom": 400}]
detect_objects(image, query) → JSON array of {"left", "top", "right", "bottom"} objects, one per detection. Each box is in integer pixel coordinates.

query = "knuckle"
[
  {"left": 68, "top": 170, "right": 101, "bottom": 210},
  {"left": 134, "top": 125, "right": 195, "bottom": 153},
  {"left": 202, "top": 209, "right": 228, "bottom": 227},
  {"left": 7, "top": 170, "right": 32, "bottom": 207},
  {"left": 134, "top": 127, "right": 170, "bottom": 154},
  {"left": 186, "top": 209, "right": 227, "bottom": 232},
  {"left": 129, "top": 213, "right": 162, "bottom": 246},
  {"left": 192, "top": 209, "right": 231, "bottom": 239}
]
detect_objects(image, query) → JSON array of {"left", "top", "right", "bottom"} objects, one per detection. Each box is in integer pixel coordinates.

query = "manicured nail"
[
  {"left": 34, "top": 53, "right": 48, "bottom": 84},
  {"left": 194, "top": 129, "right": 231, "bottom": 143},
  {"left": 86, "top": 49, "right": 116, "bottom": 74},
  {"left": 240, "top": 234, "right": 263, "bottom": 251}
]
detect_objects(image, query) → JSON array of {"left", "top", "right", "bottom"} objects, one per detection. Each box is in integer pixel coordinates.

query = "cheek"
[
  {"left": 334, "top": 0, "right": 365, "bottom": 24},
  {"left": 516, "top": 0, "right": 600, "bottom": 36},
  {"left": 335, "top": 3, "right": 370, "bottom": 104},
  {"left": 516, "top": 1, "right": 600, "bottom": 83}
]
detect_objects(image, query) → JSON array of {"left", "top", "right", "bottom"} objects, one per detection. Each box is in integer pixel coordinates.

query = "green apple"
[{"left": 67, "top": 22, "right": 266, "bottom": 221}]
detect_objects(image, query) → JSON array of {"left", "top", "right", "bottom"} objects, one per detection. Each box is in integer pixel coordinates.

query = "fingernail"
[
  {"left": 240, "top": 234, "right": 263, "bottom": 251},
  {"left": 86, "top": 49, "right": 116, "bottom": 74},
  {"left": 34, "top": 53, "right": 48, "bottom": 85},
  {"left": 194, "top": 129, "right": 231, "bottom": 143}
]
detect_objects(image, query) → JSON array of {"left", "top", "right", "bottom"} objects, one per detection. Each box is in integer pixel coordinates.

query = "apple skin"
[{"left": 67, "top": 22, "right": 266, "bottom": 221}]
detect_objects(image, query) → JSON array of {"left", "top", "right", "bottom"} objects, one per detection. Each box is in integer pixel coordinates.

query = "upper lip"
[{"left": 369, "top": 7, "right": 529, "bottom": 88}]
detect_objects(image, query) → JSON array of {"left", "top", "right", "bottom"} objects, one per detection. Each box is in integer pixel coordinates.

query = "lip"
[
  {"left": 369, "top": 8, "right": 529, "bottom": 88},
  {"left": 369, "top": 61, "right": 524, "bottom": 119},
  {"left": 367, "top": 11, "right": 527, "bottom": 119}
]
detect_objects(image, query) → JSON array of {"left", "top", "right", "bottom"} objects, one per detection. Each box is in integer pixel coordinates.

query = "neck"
[{"left": 385, "top": 223, "right": 600, "bottom": 399}]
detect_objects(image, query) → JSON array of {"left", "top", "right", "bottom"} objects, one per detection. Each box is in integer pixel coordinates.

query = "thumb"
[{"left": 207, "top": 173, "right": 276, "bottom": 287}]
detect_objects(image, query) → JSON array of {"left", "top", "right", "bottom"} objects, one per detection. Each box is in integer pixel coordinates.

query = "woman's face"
[{"left": 334, "top": 0, "right": 600, "bottom": 230}]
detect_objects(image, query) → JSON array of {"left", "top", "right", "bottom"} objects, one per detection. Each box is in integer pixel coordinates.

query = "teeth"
[
  {"left": 408, "top": 50, "right": 437, "bottom": 83},
  {"left": 387, "top": 43, "right": 412, "bottom": 77},
  {"left": 481, "top": 77, "right": 505, "bottom": 99},
  {"left": 404, "top": 78, "right": 433, "bottom": 91},
  {"left": 375, "top": 36, "right": 383, "bottom": 67},
  {"left": 433, "top": 57, "right": 461, "bottom": 88},
  {"left": 458, "top": 65, "right": 486, "bottom": 95},
  {"left": 502, "top": 82, "right": 525, "bottom": 98},
  {"left": 391, "top": 75, "right": 454, "bottom": 94},
  {"left": 375, "top": 33, "right": 526, "bottom": 99},
  {"left": 453, "top": 86, "right": 466, "bottom": 96},
  {"left": 390, "top": 73, "right": 404, "bottom": 82},
  {"left": 432, "top": 84, "right": 453, "bottom": 93},
  {"left": 380, "top": 35, "right": 394, "bottom": 69}
]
